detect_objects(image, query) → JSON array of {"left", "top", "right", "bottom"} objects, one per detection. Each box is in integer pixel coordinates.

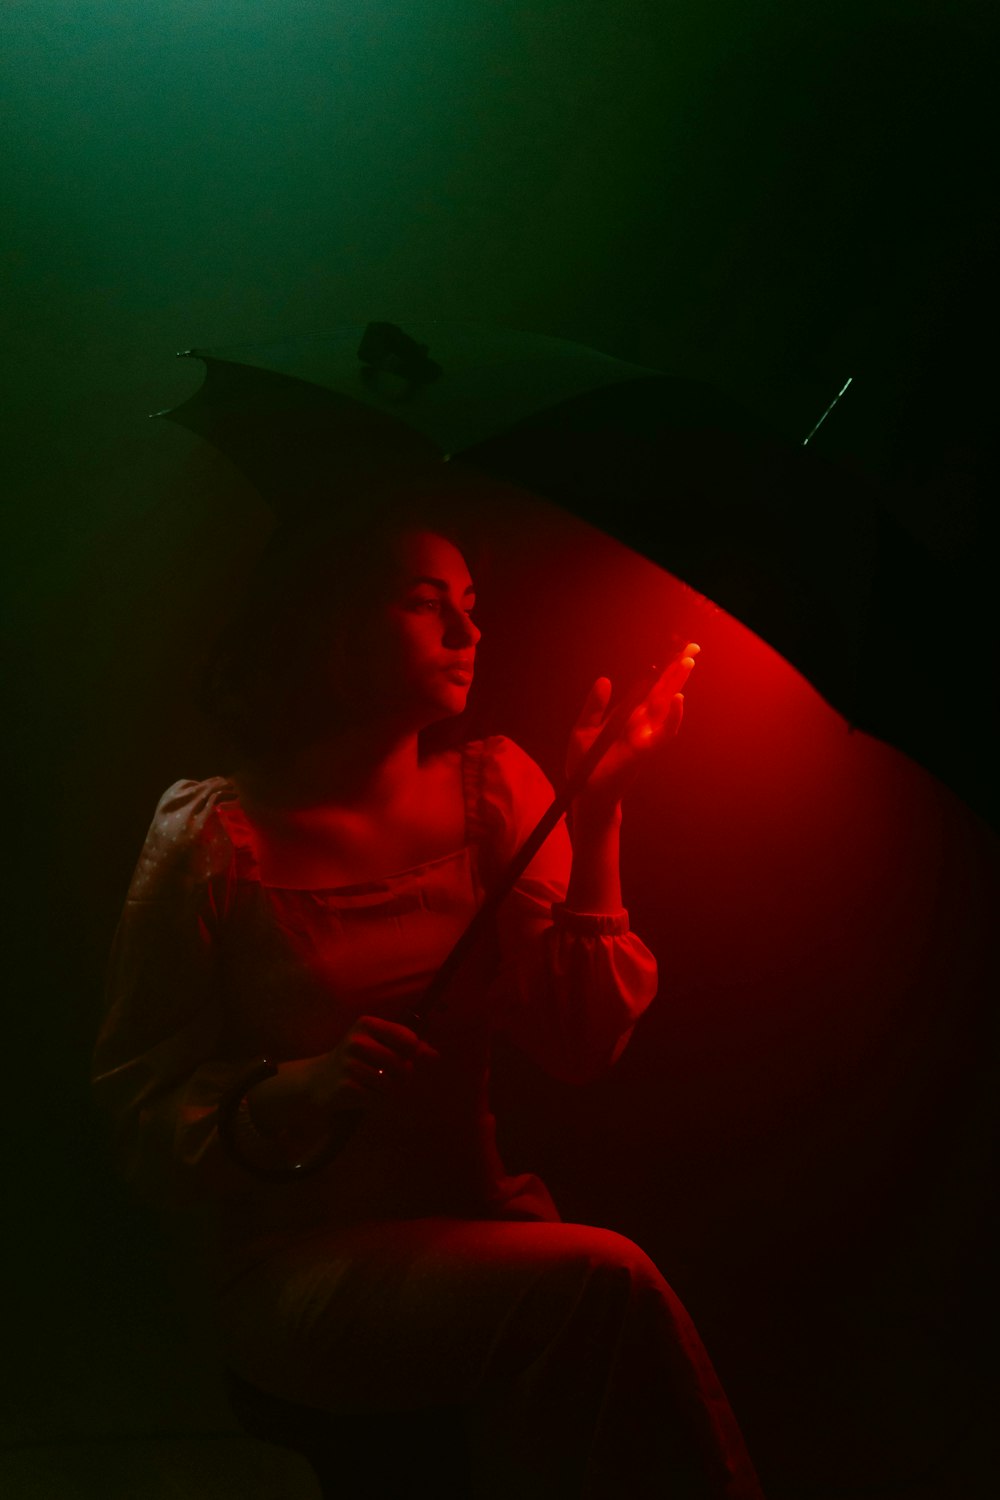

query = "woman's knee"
[{"left": 554, "top": 1222, "right": 669, "bottom": 1297}]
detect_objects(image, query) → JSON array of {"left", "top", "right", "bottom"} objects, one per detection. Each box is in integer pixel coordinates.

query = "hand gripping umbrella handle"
[{"left": 218, "top": 659, "right": 667, "bottom": 1182}]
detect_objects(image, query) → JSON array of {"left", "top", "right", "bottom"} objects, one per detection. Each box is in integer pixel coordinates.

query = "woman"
[{"left": 92, "top": 493, "right": 764, "bottom": 1498}]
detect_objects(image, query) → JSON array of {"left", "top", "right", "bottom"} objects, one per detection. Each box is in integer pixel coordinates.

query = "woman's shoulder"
[
  {"left": 152, "top": 775, "right": 235, "bottom": 818},
  {"left": 469, "top": 734, "right": 552, "bottom": 782},
  {"left": 126, "top": 776, "right": 239, "bottom": 897},
  {"left": 462, "top": 735, "right": 557, "bottom": 836}
]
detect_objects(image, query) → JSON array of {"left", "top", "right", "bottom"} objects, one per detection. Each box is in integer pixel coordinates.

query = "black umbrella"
[{"left": 157, "top": 319, "right": 996, "bottom": 829}]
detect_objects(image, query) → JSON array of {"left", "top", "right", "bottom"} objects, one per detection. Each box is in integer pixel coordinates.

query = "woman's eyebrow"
[{"left": 409, "top": 575, "right": 476, "bottom": 595}]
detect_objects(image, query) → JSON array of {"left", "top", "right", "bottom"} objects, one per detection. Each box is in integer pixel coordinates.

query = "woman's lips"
[{"left": 442, "top": 665, "right": 474, "bottom": 684}]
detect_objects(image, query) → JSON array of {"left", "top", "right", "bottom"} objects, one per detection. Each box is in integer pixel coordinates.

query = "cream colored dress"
[{"left": 93, "top": 736, "right": 764, "bottom": 1498}]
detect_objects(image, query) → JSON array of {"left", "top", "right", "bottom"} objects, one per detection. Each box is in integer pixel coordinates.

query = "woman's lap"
[
  {"left": 215, "top": 1217, "right": 670, "bottom": 1410},
  {"left": 215, "top": 1217, "right": 763, "bottom": 1497}
]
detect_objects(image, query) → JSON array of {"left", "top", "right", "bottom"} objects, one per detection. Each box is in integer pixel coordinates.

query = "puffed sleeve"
[
  {"left": 91, "top": 777, "right": 261, "bottom": 1209},
  {"left": 473, "top": 736, "right": 659, "bottom": 1084}
]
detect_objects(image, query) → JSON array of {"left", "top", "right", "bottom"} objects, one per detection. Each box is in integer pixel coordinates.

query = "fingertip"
[{"left": 584, "top": 676, "right": 613, "bottom": 714}]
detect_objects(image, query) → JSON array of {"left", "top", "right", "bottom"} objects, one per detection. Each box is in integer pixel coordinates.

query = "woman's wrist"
[
  {"left": 565, "top": 800, "right": 623, "bottom": 913},
  {"left": 570, "top": 795, "right": 623, "bottom": 835}
]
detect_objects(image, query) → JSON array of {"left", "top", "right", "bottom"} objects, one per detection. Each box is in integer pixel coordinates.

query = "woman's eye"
[{"left": 408, "top": 597, "right": 476, "bottom": 617}]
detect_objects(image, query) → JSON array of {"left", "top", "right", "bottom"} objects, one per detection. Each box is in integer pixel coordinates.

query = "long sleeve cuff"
[{"left": 550, "top": 903, "right": 631, "bottom": 937}]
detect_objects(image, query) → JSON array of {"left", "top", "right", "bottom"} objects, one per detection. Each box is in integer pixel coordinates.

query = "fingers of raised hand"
[
  {"left": 580, "top": 646, "right": 696, "bottom": 722},
  {"left": 656, "top": 643, "right": 699, "bottom": 697},
  {"left": 576, "top": 675, "right": 613, "bottom": 729},
  {"left": 624, "top": 644, "right": 698, "bottom": 750},
  {"left": 645, "top": 644, "right": 699, "bottom": 716},
  {"left": 627, "top": 693, "right": 680, "bottom": 745}
]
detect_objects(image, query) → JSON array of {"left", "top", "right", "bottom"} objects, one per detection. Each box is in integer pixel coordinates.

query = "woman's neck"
[{"left": 238, "top": 722, "right": 426, "bottom": 813}]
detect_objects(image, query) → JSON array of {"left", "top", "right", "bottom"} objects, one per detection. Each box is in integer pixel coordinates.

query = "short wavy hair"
[{"left": 196, "top": 474, "right": 488, "bottom": 765}]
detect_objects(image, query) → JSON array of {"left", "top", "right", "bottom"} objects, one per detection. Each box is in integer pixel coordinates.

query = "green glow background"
[
  {"left": 4, "top": 4, "right": 996, "bottom": 1497},
  {"left": 7, "top": 1, "right": 995, "bottom": 580}
]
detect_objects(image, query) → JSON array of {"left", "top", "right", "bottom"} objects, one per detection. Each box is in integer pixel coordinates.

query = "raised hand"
[{"left": 565, "top": 644, "right": 700, "bottom": 814}]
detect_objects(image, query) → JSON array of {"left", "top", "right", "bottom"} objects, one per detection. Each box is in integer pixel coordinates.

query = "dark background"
[{"left": 4, "top": 4, "right": 997, "bottom": 1496}]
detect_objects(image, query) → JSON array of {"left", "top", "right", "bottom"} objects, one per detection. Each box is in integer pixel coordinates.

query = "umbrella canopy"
[{"left": 158, "top": 320, "right": 995, "bottom": 829}]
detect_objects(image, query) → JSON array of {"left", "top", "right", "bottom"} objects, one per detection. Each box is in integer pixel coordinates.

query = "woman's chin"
[{"left": 425, "top": 684, "right": 471, "bottom": 721}]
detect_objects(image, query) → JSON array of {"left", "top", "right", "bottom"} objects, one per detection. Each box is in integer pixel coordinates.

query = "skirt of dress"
[{"left": 213, "top": 1217, "right": 765, "bottom": 1500}]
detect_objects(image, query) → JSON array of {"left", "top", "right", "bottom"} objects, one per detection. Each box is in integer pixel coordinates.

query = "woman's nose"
[{"left": 444, "top": 609, "right": 481, "bottom": 647}]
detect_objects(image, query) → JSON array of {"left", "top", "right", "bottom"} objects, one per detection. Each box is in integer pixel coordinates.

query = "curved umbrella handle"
[{"left": 217, "top": 1057, "right": 370, "bottom": 1183}]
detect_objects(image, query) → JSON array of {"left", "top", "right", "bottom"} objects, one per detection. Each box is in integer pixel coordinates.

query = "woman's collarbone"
[{"left": 253, "top": 762, "right": 467, "bottom": 887}]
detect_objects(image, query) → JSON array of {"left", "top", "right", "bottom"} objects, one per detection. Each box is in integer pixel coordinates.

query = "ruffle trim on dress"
[
  {"left": 212, "top": 794, "right": 262, "bottom": 883},
  {"left": 460, "top": 736, "right": 489, "bottom": 845}
]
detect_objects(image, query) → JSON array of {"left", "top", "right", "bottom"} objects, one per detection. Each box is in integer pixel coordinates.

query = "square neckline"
[{"left": 216, "top": 741, "right": 484, "bottom": 897}]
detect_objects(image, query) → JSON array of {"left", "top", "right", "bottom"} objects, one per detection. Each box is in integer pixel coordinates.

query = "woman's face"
[{"left": 356, "top": 528, "right": 481, "bottom": 726}]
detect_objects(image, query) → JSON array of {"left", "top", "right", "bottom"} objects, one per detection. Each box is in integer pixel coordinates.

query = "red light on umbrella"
[{"left": 156, "top": 320, "right": 995, "bottom": 829}]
